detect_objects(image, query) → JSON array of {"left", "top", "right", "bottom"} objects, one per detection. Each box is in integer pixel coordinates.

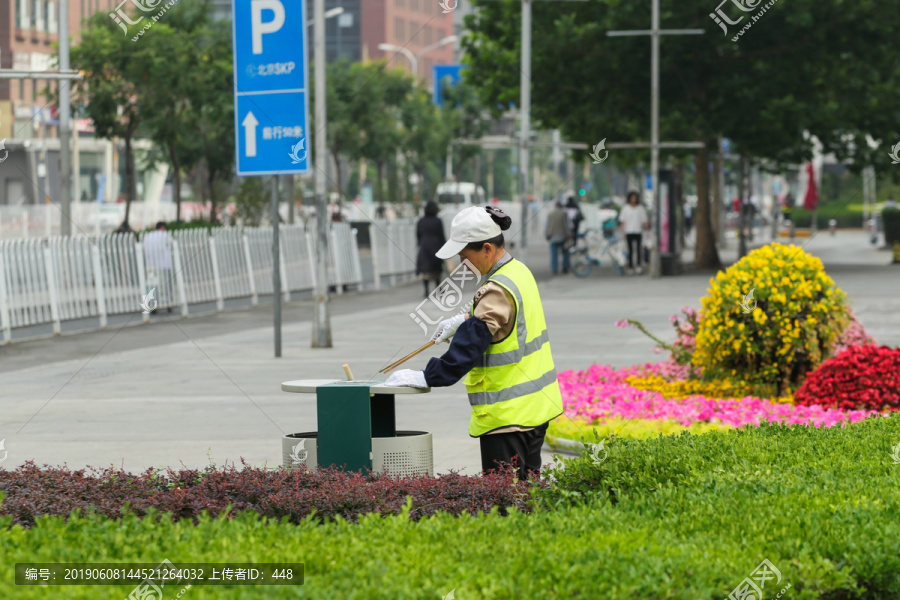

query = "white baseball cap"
[{"left": 435, "top": 206, "right": 502, "bottom": 259}]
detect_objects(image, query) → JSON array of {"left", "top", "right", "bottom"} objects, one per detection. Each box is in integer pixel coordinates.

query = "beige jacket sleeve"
[{"left": 471, "top": 282, "right": 515, "bottom": 343}]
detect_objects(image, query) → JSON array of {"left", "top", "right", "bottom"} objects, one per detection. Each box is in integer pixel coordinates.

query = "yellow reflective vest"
[{"left": 464, "top": 258, "right": 563, "bottom": 437}]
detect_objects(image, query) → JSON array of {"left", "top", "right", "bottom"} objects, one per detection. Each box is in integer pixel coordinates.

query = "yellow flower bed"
[
  {"left": 692, "top": 243, "right": 848, "bottom": 393},
  {"left": 546, "top": 416, "right": 733, "bottom": 447},
  {"left": 625, "top": 374, "right": 795, "bottom": 404}
]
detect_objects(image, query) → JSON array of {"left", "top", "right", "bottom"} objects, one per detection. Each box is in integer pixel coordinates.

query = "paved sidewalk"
[{"left": 0, "top": 231, "right": 896, "bottom": 475}]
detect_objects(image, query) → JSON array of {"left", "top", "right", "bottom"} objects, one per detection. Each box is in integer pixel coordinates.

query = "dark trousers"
[
  {"left": 549, "top": 240, "right": 570, "bottom": 274},
  {"left": 480, "top": 421, "right": 549, "bottom": 481},
  {"left": 625, "top": 233, "right": 643, "bottom": 267}
]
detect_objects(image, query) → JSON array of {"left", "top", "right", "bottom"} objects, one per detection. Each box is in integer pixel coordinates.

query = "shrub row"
[
  {"left": 3, "top": 415, "right": 900, "bottom": 598},
  {"left": 0, "top": 463, "right": 532, "bottom": 529}
]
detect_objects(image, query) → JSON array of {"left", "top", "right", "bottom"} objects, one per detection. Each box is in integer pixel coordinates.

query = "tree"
[
  {"left": 440, "top": 80, "right": 489, "bottom": 190},
  {"left": 401, "top": 85, "right": 448, "bottom": 209},
  {"left": 139, "top": 25, "right": 200, "bottom": 222},
  {"left": 462, "top": 0, "right": 900, "bottom": 269},
  {"left": 71, "top": 13, "right": 146, "bottom": 225},
  {"left": 320, "top": 60, "right": 374, "bottom": 208},
  {"left": 187, "top": 20, "right": 235, "bottom": 223},
  {"left": 354, "top": 65, "right": 415, "bottom": 206}
]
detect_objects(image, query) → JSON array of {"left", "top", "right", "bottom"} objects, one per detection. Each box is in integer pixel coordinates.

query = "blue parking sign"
[{"left": 232, "top": 0, "right": 310, "bottom": 175}]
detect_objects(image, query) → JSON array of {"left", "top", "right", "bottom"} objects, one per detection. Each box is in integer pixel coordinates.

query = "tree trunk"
[
  {"left": 737, "top": 154, "right": 747, "bottom": 259},
  {"left": 693, "top": 143, "right": 721, "bottom": 270},
  {"left": 332, "top": 151, "right": 343, "bottom": 212},
  {"left": 207, "top": 167, "right": 218, "bottom": 224},
  {"left": 376, "top": 160, "right": 385, "bottom": 205},
  {"left": 711, "top": 149, "right": 721, "bottom": 245},
  {"left": 169, "top": 143, "right": 182, "bottom": 223},
  {"left": 675, "top": 162, "right": 685, "bottom": 254},
  {"left": 124, "top": 134, "right": 135, "bottom": 227}
]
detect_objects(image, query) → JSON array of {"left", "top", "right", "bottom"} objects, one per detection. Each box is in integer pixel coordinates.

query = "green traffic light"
[{"left": 579, "top": 189, "right": 586, "bottom": 196}]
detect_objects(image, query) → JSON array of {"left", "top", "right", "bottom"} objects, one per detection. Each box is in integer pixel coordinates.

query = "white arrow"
[{"left": 242, "top": 111, "right": 259, "bottom": 157}]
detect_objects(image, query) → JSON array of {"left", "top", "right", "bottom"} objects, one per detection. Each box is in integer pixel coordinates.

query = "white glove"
[
  {"left": 430, "top": 314, "right": 466, "bottom": 344},
  {"left": 384, "top": 369, "right": 428, "bottom": 388}
]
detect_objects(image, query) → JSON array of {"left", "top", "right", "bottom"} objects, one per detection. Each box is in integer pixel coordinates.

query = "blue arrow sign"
[{"left": 232, "top": 0, "right": 310, "bottom": 176}]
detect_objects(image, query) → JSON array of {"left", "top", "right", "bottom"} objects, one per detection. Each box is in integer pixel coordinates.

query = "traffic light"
[{"left": 578, "top": 188, "right": 586, "bottom": 197}]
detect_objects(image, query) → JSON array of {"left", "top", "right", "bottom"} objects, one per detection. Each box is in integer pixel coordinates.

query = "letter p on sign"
[{"left": 251, "top": 0, "right": 285, "bottom": 54}]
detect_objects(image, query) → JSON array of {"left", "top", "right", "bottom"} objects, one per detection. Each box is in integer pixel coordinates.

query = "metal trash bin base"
[{"left": 284, "top": 431, "right": 433, "bottom": 477}]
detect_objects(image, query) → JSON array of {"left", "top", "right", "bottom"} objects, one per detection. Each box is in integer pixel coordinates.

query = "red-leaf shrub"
[
  {"left": 795, "top": 344, "right": 900, "bottom": 411},
  {"left": 0, "top": 461, "right": 538, "bottom": 529}
]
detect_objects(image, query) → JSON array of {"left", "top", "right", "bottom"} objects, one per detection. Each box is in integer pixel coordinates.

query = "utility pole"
[
  {"left": 479, "top": 0, "right": 588, "bottom": 262},
  {"left": 608, "top": 0, "right": 703, "bottom": 278},
  {"left": 312, "top": 0, "right": 332, "bottom": 348},
  {"left": 58, "top": 0, "right": 72, "bottom": 236},
  {"left": 517, "top": 0, "right": 532, "bottom": 263}
]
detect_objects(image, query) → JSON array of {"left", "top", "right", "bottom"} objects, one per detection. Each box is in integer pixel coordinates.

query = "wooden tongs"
[{"left": 379, "top": 341, "right": 435, "bottom": 374}]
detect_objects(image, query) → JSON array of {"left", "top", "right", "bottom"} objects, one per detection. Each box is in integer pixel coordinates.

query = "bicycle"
[{"left": 568, "top": 229, "right": 626, "bottom": 278}]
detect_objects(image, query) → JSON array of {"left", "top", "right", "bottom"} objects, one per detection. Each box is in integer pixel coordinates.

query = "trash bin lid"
[{"left": 281, "top": 379, "right": 431, "bottom": 394}]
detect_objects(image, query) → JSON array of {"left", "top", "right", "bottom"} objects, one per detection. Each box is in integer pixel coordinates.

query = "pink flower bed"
[{"left": 559, "top": 363, "right": 878, "bottom": 429}]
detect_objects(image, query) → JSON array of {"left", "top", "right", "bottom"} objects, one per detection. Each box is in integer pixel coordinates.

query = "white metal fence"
[
  {"left": 0, "top": 221, "right": 387, "bottom": 343},
  {"left": 369, "top": 218, "right": 419, "bottom": 289}
]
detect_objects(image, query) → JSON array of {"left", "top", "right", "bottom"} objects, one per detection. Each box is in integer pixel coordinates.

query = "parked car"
[{"left": 87, "top": 203, "right": 125, "bottom": 232}]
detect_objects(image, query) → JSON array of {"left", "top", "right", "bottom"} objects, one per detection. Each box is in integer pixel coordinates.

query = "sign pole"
[
  {"left": 232, "top": 0, "right": 315, "bottom": 352},
  {"left": 272, "top": 177, "right": 282, "bottom": 357},
  {"left": 312, "top": 0, "right": 332, "bottom": 348}
]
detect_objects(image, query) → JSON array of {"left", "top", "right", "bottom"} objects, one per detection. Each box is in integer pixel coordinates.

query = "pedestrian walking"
[
  {"left": 565, "top": 196, "right": 584, "bottom": 239},
  {"left": 385, "top": 206, "right": 563, "bottom": 481},
  {"left": 781, "top": 191, "right": 794, "bottom": 223},
  {"left": 545, "top": 201, "right": 570, "bottom": 274},
  {"left": 683, "top": 200, "right": 694, "bottom": 235},
  {"left": 142, "top": 221, "right": 174, "bottom": 311},
  {"left": 619, "top": 191, "right": 649, "bottom": 275},
  {"left": 416, "top": 201, "right": 447, "bottom": 298}
]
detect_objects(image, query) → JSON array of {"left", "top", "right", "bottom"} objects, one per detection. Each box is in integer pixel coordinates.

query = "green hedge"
[
  {"left": 3, "top": 416, "right": 900, "bottom": 598},
  {"left": 788, "top": 205, "right": 864, "bottom": 228}
]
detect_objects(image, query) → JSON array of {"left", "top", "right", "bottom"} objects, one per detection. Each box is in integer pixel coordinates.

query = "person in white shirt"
[
  {"left": 142, "top": 221, "right": 173, "bottom": 311},
  {"left": 619, "top": 191, "right": 649, "bottom": 275}
]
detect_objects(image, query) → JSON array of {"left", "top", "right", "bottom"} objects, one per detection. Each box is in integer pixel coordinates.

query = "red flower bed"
[
  {"left": 795, "top": 344, "right": 900, "bottom": 411},
  {"left": 0, "top": 461, "right": 536, "bottom": 529}
]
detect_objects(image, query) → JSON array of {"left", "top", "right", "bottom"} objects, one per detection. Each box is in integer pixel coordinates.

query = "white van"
[{"left": 435, "top": 182, "right": 485, "bottom": 210}]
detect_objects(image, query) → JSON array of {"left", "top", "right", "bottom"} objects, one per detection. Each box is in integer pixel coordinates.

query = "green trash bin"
[{"left": 280, "top": 379, "right": 433, "bottom": 477}]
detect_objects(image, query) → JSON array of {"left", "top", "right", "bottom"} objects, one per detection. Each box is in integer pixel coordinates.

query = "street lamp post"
[{"left": 378, "top": 35, "right": 458, "bottom": 83}]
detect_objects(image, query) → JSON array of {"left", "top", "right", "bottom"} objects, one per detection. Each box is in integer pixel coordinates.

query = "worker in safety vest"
[{"left": 385, "top": 206, "right": 563, "bottom": 480}]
